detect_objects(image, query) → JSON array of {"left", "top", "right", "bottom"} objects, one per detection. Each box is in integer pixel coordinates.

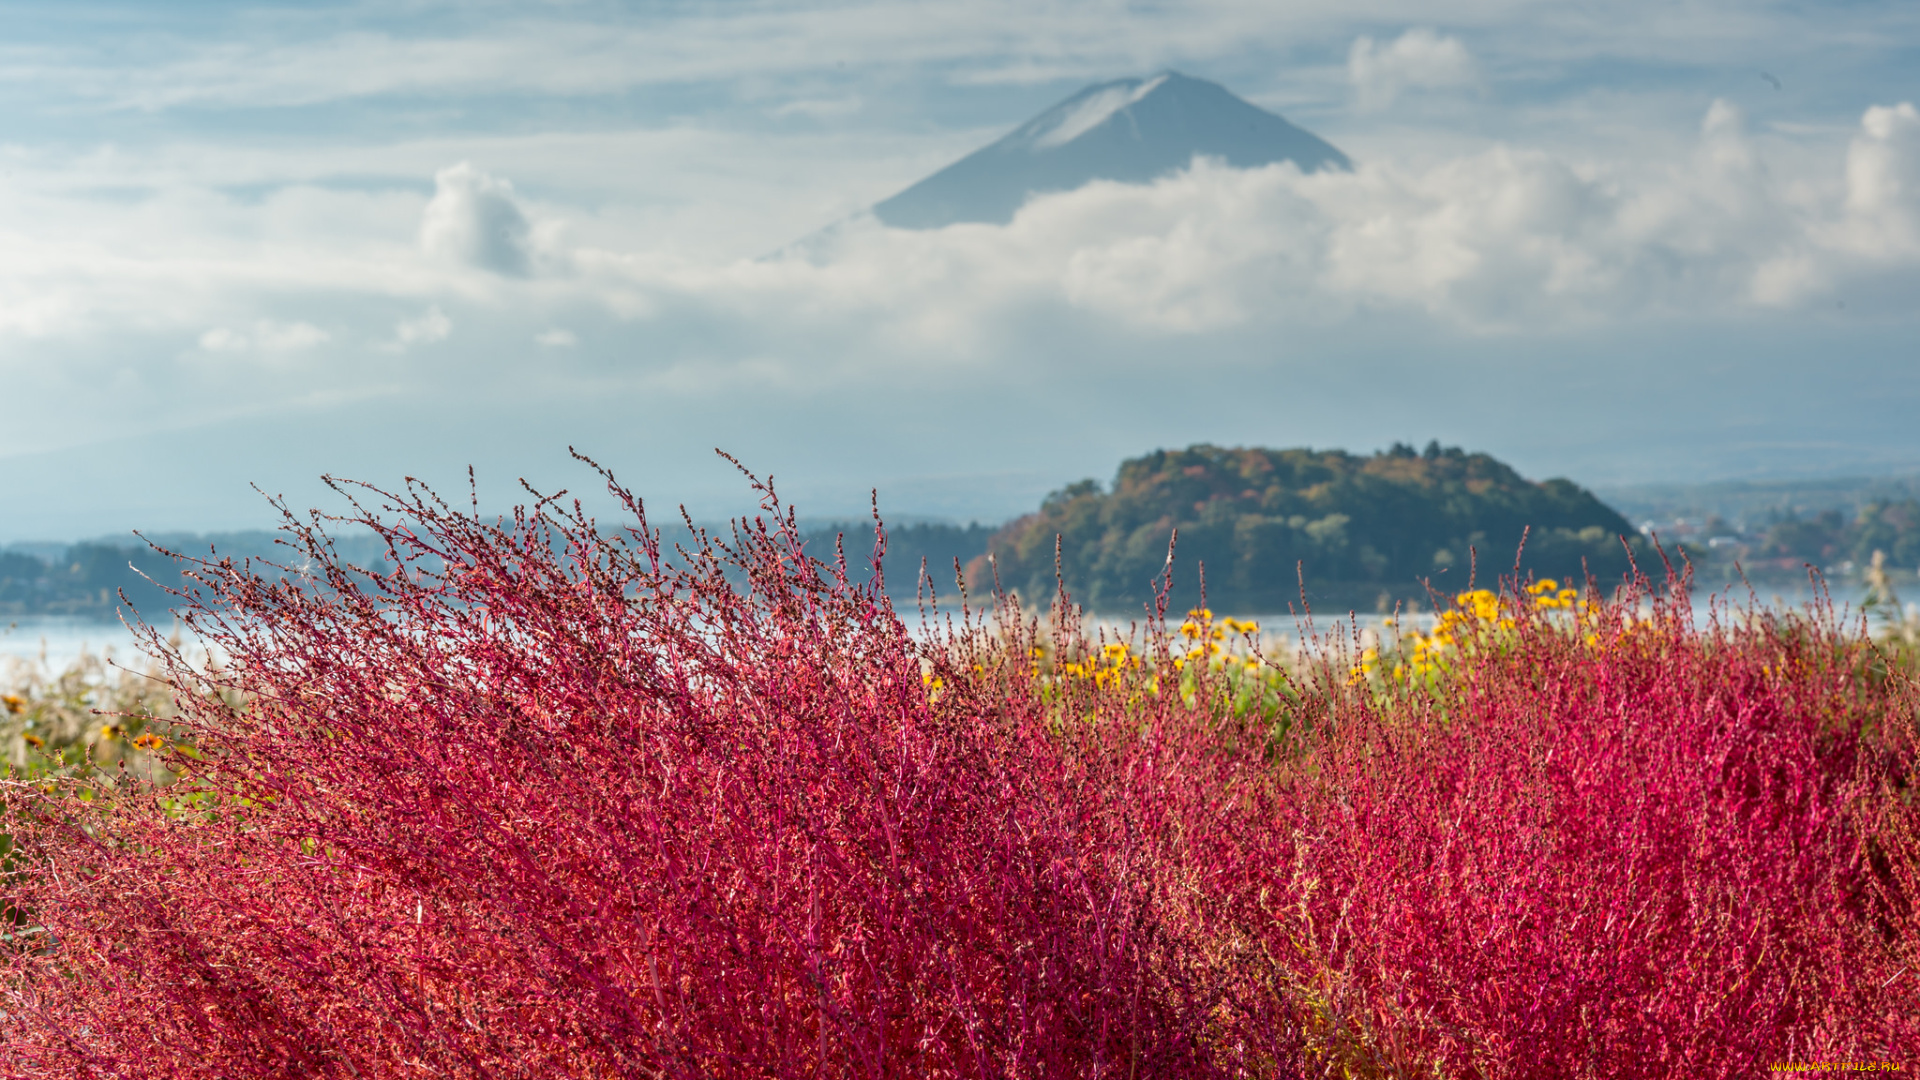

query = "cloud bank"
[
  {"left": 0, "top": 100, "right": 1912, "bottom": 416},
  {"left": 2, "top": 82, "right": 1918, "bottom": 533},
  {"left": 563, "top": 99, "right": 1919, "bottom": 353},
  {"left": 1, "top": 100, "right": 1912, "bottom": 377}
]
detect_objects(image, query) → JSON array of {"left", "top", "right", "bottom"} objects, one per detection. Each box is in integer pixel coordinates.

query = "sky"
[{"left": 0, "top": 0, "right": 1916, "bottom": 540}]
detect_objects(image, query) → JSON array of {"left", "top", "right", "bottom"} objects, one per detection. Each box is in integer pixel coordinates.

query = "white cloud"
[
  {"left": 557, "top": 99, "right": 1915, "bottom": 343},
  {"left": 1, "top": 97, "right": 1912, "bottom": 376},
  {"left": 7, "top": 5, "right": 1445, "bottom": 111},
  {"left": 420, "top": 162, "right": 535, "bottom": 276},
  {"left": 197, "top": 327, "right": 247, "bottom": 353},
  {"left": 0, "top": 95, "right": 1916, "bottom": 488},
  {"left": 14, "top": 0, "right": 1897, "bottom": 125},
  {"left": 1832, "top": 102, "right": 1920, "bottom": 260},
  {"left": 391, "top": 306, "right": 453, "bottom": 349},
  {"left": 1348, "top": 28, "right": 1480, "bottom": 111},
  {"left": 769, "top": 96, "right": 865, "bottom": 120},
  {"left": 258, "top": 321, "right": 332, "bottom": 351},
  {"left": 196, "top": 320, "right": 330, "bottom": 354}
]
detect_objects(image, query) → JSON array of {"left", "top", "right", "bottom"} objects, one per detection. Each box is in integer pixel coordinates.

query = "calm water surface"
[
  {"left": 0, "top": 616, "right": 187, "bottom": 673},
  {"left": 2, "top": 581, "right": 1899, "bottom": 676}
]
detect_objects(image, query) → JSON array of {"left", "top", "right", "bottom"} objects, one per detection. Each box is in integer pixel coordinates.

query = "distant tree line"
[
  {"left": 972, "top": 443, "right": 1646, "bottom": 613},
  {"left": 0, "top": 542, "right": 199, "bottom": 619},
  {"left": 1752, "top": 500, "right": 1920, "bottom": 568},
  {"left": 0, "top": 523, "right": 997, "bottom": 619},
  {"left": 6, "top": 446, "right": 1655, "bottom": 620},
  {"left": 796, "top": 521, "right": 998, "bottom": 600},
  {"left": 0, "top": 532, "right": 393, "bottom": 620}
]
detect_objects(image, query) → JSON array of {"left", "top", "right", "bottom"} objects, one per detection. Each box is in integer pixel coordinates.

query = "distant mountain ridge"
[{"left": 872, "top": 71, "right": 1351, "bottom": 229}]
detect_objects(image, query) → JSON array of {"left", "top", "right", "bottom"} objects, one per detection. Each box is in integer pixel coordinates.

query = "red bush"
[
  {"left": 2, "top": 460, "right": 1916, "bottom": 1078},
  {"left": 1202, "top": 595, "right": 1920, "bottom": 1075}
]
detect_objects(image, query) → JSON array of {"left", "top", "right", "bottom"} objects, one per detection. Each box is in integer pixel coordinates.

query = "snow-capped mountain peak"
[
  {"left": 871, "top": 72, "right": 1349, "bottom": 229},
  {"left": 1023, "top": 74, "right": 1169, "bottom": 151}
]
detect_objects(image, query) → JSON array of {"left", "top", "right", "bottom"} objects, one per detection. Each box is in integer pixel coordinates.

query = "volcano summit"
[{"left": 871, "top": 72, "right": 1351, "bottom": 229}]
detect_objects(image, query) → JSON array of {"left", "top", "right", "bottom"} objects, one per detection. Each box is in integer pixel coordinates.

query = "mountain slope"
[{"left": 873, "top": 72, "right": 1351, "bottom": 229}]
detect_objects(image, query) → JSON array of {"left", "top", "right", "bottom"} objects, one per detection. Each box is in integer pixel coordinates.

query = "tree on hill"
[{"left": 972, "top": 442, "right": 1644, "bottom": 613}]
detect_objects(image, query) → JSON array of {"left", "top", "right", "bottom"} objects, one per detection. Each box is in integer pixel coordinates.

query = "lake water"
[
  {"left": 1058, "top": 579, "right": 1902, "bottom": 659},
  {"left": 0, "top": 616, "right": 187, "bottom": 674},
  {"left": 2, "top": 580, "right": 1903, "bottom": 677}
]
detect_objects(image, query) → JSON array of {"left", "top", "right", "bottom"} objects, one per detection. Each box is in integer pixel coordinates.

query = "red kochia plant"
[
  {"left": 3, "top": 455, "right": 1920, "bottom": 1079},
  {"left": 0, "top": 461, "right": 1231, "bottom": 1079},
  {"left": 1195, "top": 592, "right": 1920, "bottom": 1075}
]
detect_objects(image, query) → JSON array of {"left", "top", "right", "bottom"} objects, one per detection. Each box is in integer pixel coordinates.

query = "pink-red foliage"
[
  {"left": 0, "top": 466, "right": 1241, "bottom": 1079},
  {"left": 2, "top": 461, "right": 1916, "bottom": 1078},
  {"left": 1203, "top": 597, "right": 1920, "bottom": 1075}
]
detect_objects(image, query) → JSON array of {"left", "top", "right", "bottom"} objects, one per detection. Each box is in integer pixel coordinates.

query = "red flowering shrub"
[
  {"left": 2, "top": 459, "right": 1916, "bottom": 1078},
  {"left": 1196, "top": 595, "right": 1920, "bottom": 1075}
]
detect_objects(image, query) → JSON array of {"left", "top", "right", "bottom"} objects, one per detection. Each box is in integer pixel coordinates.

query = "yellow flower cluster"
[
  {"left": 1358, "top": 588, "right": 1510, "bottom": 683},
  {"left": 1179, "top": 608, "right": 1218, "bottom": 640},
  {"left": 1527, "top": 578, "right": 1582, "bottom": 610},
  {"left": 1059, "top": 640, "right": 1144, "bottom": 687},
  {"left": 1353, "top": 581, "right": 1597, "bottom": 685},
  {"left": 992, "top": 609, "right": 1283, "bottom": 704},
  {"left": 1176, "top": 609, "right": 1264, "bottom": 673}
]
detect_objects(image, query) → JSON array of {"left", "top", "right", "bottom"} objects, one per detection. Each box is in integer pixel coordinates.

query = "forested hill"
[{"left": 974, "top": 443, "right": 1644, "bottom": 613}]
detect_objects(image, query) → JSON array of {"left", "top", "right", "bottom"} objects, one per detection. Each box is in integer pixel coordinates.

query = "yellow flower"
[
  {"left": 2, "top": 694, "right": 24, "bottom": 714},
  {"left": 1454, "top": 589, "right": 1500, "bottom": 621},
  {"left": 23, "top": 732, "right": 44, "bottom": 748}
]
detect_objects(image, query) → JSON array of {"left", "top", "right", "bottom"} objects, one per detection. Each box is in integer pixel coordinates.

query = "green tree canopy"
[{"left": 975, "top": 442, "right": 1642, "bottom": 613}]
